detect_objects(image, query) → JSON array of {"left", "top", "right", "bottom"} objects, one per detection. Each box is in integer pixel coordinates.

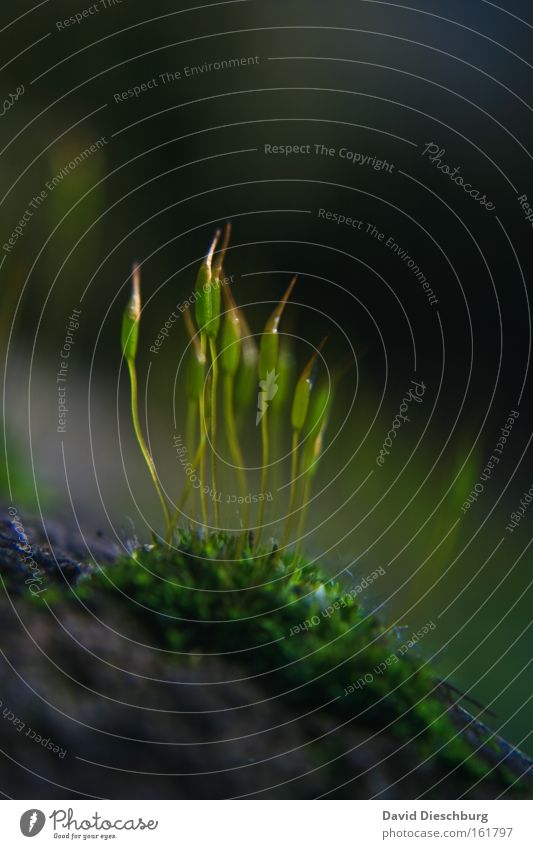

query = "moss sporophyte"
[
  {"left": 121, "top": 228, "right": 332, "bottom": 551},
  {"left": 114, "top": 229, "right": 533, "bottom": 794}
]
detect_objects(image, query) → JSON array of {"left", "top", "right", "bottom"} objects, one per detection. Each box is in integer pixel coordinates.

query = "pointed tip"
[
  {"left": 267, "top": 274, "right": 299, "bottom": 332},
  {"left": 301, "top": 336, "right": 328, "bottom": 381},
  {"left": 221, "top": 221, "right": 232, "bottom": 252},
  {"left": 183, "top": 303, "right": 195, "bottom": 338},
  {"left": 280, "top": 274, "right": 298, "bottom": 309},
  {"left": 206, "top": 229, "right": 222, "bottom": 269},
  {"left": 317, "top": 335, "right": 328, "bottom": 355},
  {"left": 237, "top": 302, "right": 256, "bottom": 347},
  {"left": 222, "top": 277, "right": 237, "bottom": 310},
  {"left": 183, "top": 305, "right": 202, "bottom": 355},
  {"left": 214, "top": 221, "right": 232, "bottom": 280}
]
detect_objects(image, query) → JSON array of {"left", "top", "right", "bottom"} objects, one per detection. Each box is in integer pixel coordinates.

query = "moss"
[
  {"left": 34, "top": 530, "right": 514, "bottom": 787},
  {"left": 8, "top": 527, "right": 525, "bottom": 793}
]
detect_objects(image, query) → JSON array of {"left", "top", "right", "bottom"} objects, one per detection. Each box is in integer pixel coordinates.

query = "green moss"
[{"left": 41, "top": 530, "right": 513, "bottom": 785}]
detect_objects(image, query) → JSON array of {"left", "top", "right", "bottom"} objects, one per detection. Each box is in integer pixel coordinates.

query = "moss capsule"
[
  {"left": 221, "top": 288, "right": 242, "bottom": 377},
  {"left": 271, "top": 342, "right": 294, "bottom": 412},
  {"left": 300, "top": 380, "right": 331, "bottom": 476},
  {"left": 121, "top": 261, "right": 141, "bottom": 362},
  {"left": 209, "top": 222, "right": 232, "bottom": 342},
  {"left": 303, "top": 380, "right": 330, "bottom": 439},
  {"left": 291, "top": 338, "right": 327, "bottom": 432},
  {"left": 194, "top": 229, "right": 221, "bottom": 334},
  {"left": 234, "top": 305, "right": 258, "bottom": 413},
  {"left": 258, "top": 275, "right": 297, "bottom": 378}
]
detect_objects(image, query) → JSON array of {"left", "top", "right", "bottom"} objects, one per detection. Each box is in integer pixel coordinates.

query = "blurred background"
[{"left": 1, "top": 0, "right": 532, "bottom": 757}]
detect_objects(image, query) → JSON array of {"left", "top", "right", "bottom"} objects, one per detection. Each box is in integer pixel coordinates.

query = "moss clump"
[{"left": 48, "top": 530, "right": 509, "bottom": 784}]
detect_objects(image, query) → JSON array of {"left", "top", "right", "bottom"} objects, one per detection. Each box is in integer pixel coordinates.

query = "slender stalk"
[
  {"left": 191, "top": 330, "right": 208, "bottom": 526},
  {"left": 256, "top": 275, "right": 298, "bottom": 551},
  {"left": 186, "top": 399, "right": 197, "bottom": 463},
  {"left": 185, "top": 399, "right": 198, "bottom": 515},
  {"left": 282, "top": 430, "right": 300, "bottom": 546},
  {"left": 295, "top": 475, "right": 312, "bottom": 558},
  {"left": 198, "top": 376, "right": 208, "bottom": 527},
  {"left": 208, "top": 335, "right": 220, "bottom": 526},
  {"left": 296, "top": 425, "right": 328, "bottom": 556},
  {"left": 223, "top": 373, "right": 248, "bottom": 528},
  {"left": 255, "top": 409, "right": 269, "bottom": 549},
  {"left": 181, "top": 303, "right": 207, "bottom": 528},
  {"left": 127, "top": 358, "right": 172, "bottom": 542},
  {"left": 172, "top": 429, "right": 205, "bottom": 524},
  {"left": 284, "top": 338, "right": 328, "bottom": 550}
]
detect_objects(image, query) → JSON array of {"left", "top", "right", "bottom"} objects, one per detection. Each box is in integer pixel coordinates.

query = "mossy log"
[{"left": 0, "top": 512, "right": 531, "bottom": 799}]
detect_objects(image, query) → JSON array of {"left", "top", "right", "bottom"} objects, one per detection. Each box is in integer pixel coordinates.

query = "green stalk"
[
  {"left": 174, "top": 432, "right": 206, "bottom": 521},
  {"left": 295, "top": 380, "right": 332, "bottom": 554},
  {"left": 193, "top": 229, "right": 224, "bottom": 528},
  {"left": 185, "top": 399, "right": 198, "bottom": 515},
  {"left": 186, "top": 400, "right": 197, "bottom": 465},
  {"left": 209, "top": 335, "right": 220, "bottom": 526},
  {"left": 198, "top": 400, "right": 208, "bottom": 526},
  {"left": 282, "top": 429, "right": 300, "bottom": 547},
  {"left": 270, "top": 343, "right": 294, "bottom": 493},
  {"left": 295, "top": 432, "right": 323, "bottom": 557},
  {"left": 235, "top": 329, "right": 258, "bottom": 429},
  {"left": 127, "top": 358, "right": 172, "bottom": 542},
  {"left": 255, "top": 409, "right": 269, "bottom": 549},
  {"left": 198, "top": 331, "right": 208, "bottom": 526},
  {"left": 122, "top": 262, "right": 172, "bottom": 543},
  {"left": 171, "top": 304, "right": 208, "bottom": 532},
  {"left": 286, "top": 338, "right": 327, "bottom": 547},
  {"left": 255, "top": 276, "right": 298, "bottom": 551},
  {"left": 295, "top": 474, "right": 312, "bottom": 558},
  {"left": 219, "top": 263, "right": 249, "bottom": 542},
  {"left": 223, "top": 373, "right": 248, "bottom": 528}
]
